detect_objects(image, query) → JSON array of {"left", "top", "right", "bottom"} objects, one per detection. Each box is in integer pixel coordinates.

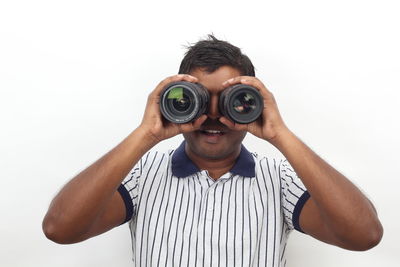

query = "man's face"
[{"left": 183, "top": 66, "right": 247, "bottom": 160}]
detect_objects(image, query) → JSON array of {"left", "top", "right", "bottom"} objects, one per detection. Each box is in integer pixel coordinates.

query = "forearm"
[
  {"left": 43, "top": 127, "right": 157, "bottom": 241},
  {"left": 271, "top": 129, "right": 383, "bottom": 246},
  {"left": 222, "top": 75, "right": 383, "bottom": 249},
  {"left": 42, "top": 74, "right": 204, "bottom": 243}
]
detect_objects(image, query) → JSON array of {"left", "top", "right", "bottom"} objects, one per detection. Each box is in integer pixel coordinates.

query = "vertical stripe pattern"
[{"left": 120, "top": 150, "right": 309, "bottom": 267}]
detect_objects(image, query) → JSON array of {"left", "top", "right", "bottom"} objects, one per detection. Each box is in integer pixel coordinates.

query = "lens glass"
[
  {"left": 166, "top": 87, "right": 194, "bottom": 115},
  {"left": 233, "top": 92, "right": 257, "bottom": 114},
  {"left": 172, "top": 97, "right": 190, "bottom": 111}
]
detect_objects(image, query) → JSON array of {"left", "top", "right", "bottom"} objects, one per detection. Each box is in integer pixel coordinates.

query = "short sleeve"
[
  {"left": 118, "top": 151, "right": 151, "bottom": 224},
  {"left": 279, "top": 159, "right": 310, "bottom": 232}
]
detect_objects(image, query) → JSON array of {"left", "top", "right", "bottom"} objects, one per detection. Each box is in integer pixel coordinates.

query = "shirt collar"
[{"left": 171, "top": 141, "right": 255, "bottom": 178}]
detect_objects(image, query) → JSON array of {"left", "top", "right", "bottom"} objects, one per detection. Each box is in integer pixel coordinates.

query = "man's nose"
[{"left": 207, "top": 94, "right": 221, "bottom": 120}]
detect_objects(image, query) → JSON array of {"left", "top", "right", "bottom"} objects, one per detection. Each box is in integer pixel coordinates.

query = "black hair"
[{"left": 178, "top": 34, "right": 255, "bottom": 76}]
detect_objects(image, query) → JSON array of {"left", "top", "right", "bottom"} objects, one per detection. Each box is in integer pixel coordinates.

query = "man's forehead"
[{"left": 189, "top": 66, "right": 241, "bottom": 92}]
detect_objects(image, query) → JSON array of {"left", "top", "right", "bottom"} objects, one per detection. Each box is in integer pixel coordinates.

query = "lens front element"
[
  {"left": 160, "top": 82, "right": 209, "bottom": 124},
  {"left": 172, "top": 96, "right": 190, "bottom": 112},
  {"left": 166, "top": 87, "right": 194, "bottom": 114},
  {"left": 220, "top": 84, "right": 263, "bottom": 124},
  {"left": 233, "top": 92, "right": 257, "bottom": 115}
]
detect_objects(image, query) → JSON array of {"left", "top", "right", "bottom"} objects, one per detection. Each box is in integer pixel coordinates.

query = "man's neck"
[{"left": 184, "top": 145, "right": 241, "bottom": 180}]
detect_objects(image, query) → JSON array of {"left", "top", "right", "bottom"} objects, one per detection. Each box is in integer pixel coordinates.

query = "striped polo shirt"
[{"left": 118, "top": 141, "right": 310, "bottom": 267}]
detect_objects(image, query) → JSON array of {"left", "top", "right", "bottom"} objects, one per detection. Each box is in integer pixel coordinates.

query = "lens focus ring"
[{"left": 160, "top": 81, "right": 209, "bottom": 124}]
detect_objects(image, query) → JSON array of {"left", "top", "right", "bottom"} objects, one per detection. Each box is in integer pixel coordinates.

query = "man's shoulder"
[
  {"left": 245, "top": 149, "right": 283, "bottom": 163},
  {"left": 244, "top": 149, "right": 289, "bottom": 176}
]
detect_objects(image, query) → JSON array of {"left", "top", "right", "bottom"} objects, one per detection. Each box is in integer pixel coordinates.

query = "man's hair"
[{"left": 178, "top": 35, "right": 255, "bottom": 76}]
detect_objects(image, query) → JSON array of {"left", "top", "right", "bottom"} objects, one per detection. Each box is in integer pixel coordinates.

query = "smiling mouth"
[{"left": 200, "top": 129, "right": 226, "bottom": 136}]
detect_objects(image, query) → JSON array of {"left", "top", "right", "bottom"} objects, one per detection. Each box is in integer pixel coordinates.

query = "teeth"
[{"left": 204, "top": 130, "right": 222, "bottom": 134}]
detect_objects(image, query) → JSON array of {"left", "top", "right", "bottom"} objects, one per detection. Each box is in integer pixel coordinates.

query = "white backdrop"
[{"left": 1, "top": 0, "right": 399, "bottom": 266}]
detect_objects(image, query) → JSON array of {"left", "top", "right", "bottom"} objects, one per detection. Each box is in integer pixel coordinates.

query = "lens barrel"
[
  {"left": 219, "top": 84, "right": 263, "bottom": 124},
  {"left": 160, "top": 81, "right": 209, "bottom": 124},
  {"left": 160, "top": 82, "right": 263, "bottom": 124}
]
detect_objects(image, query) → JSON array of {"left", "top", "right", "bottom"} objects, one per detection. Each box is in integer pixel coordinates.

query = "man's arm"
[
  {"left": 220, "top": 76, "right": 383, "bottom": 251},
  {"left": 42, "top": 128, "right": 155, "bottom": 244},
  {"left": 274, "top": 130, "right": 383, "bottom": 251},
  {"left": 42, "top": 74, "right": 206, "bottom": 244}
]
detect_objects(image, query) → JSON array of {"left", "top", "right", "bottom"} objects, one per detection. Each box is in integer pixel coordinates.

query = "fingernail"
[{"left": 223, "top": 78, "right": 233, "bottom": 85}]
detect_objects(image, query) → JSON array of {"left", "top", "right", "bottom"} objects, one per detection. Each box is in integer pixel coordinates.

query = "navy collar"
[{"left": 171, "top": 141, "right": 255, "bottom": 178}]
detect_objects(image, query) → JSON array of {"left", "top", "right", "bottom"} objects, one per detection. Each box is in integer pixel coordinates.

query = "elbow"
[
  {"left": 42, "top": 215, "right": 79, "bottom": 244},
  {"left": 359, "top": 223, "right": 384, "bottom": 251},
  {"left": 345, "top": 221, "right": 384, "bottom": 251},
  {"left": 42, "top": 217, "right": 66, "bottom": 244}
]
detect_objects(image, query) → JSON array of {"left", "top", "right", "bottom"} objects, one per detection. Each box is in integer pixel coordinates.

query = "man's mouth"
[
  {"left": 200, "top": 129, "right": 226, "bottom": 136},
  {"left": 198, "top": 119, "right": 228, "bottom": 139}
]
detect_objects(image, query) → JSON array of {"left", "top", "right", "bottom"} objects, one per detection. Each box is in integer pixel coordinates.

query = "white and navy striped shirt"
[{"left": 118, "top": 142, "right": 310, "bottom": 267}]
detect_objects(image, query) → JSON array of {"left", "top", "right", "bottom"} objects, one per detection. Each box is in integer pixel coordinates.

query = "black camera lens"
[
  {"left": 172, "top": 96, "right": 190, "bottom": 112},
  {"left": 160, "top": 81, "right": 209, "bottom": 124},
  {"left": 219, "top": 84, "right": 263, "bottom": 124}
]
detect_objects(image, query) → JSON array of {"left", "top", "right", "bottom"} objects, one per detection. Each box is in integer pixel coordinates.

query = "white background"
[{"left": 1, "top": 0, "right": 399, "bottom": 266}]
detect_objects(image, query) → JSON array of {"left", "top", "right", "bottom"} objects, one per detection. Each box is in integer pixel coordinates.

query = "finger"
[
  {"left": 178, "top": 115, "right": 207, "bottom": 133},
  {"left": 234, "top": 78, "right": 275, "bottom": 107},
  {"left": 192, "top": 114, "right": 207, "bottom": 129},
  {"left": 219, "top": 117, "right": 248, "bottom": 131},
  {"left": 222, "top": 76, "right": 252, "bottom": 88},
  {"left": 222, "top": 76, "right": 272, "bottom": 98},
  {"left": 240, "top": 77, "right": 272, "bottom": 96},
  {"left": 152, "top": 74, "right": 199, "bottom": 97},
  {"left": 178, "top": 123, "right": 195, "bottom": 133},
  {"left": 219, "top": 116, "right": 235, "bottom": 129}
]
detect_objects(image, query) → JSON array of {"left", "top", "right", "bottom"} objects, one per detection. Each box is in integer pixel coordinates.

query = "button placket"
[
  {"left": 198, "top": 172, "right": 211, "bottom": 221},
  {"left": 206, "top": 184, "right": 216, "bottom": 220}
]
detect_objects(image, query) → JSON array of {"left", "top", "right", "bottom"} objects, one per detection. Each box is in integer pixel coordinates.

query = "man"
[{"left": 43, "top": 35, "right": 383, "bottom": 266}]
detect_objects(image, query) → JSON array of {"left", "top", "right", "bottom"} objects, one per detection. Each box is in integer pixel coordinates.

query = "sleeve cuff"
[
  {"left": 117, "top": 184, "right": 134, "bottom": 224},
  {"left": 292, "top": 191, "right": 311, "bottom": 233}
]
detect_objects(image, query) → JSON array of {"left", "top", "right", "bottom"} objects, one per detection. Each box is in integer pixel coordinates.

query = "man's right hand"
[{"left": 138, "top": 74, "right": 207, "bottom": 145}]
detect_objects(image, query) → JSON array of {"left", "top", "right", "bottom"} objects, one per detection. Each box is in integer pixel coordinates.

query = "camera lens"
[
  {"left": 219, "top": 84, "right": 263, "bottom": 124},
  {"left": 160, "top": 81, "right": 209, "bottom": 124},
  {"left": 233, "top": 92, "right": 257, "bottom": 114},
  {"left": 172, "top": 96, "right": 190, "bottom": 112}
]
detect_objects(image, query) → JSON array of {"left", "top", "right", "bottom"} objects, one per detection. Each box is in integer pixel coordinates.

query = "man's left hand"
[{"left": 220, "top": 76, "right": 289, "bottom": 145}]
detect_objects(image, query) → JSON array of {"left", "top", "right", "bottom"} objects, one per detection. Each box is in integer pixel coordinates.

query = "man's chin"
[
  {"left": 183, "top": 131, "right": 244, "bottom": 160},
  {"left": 190, "top": 144, "right": 232, "bottom": 160}
]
